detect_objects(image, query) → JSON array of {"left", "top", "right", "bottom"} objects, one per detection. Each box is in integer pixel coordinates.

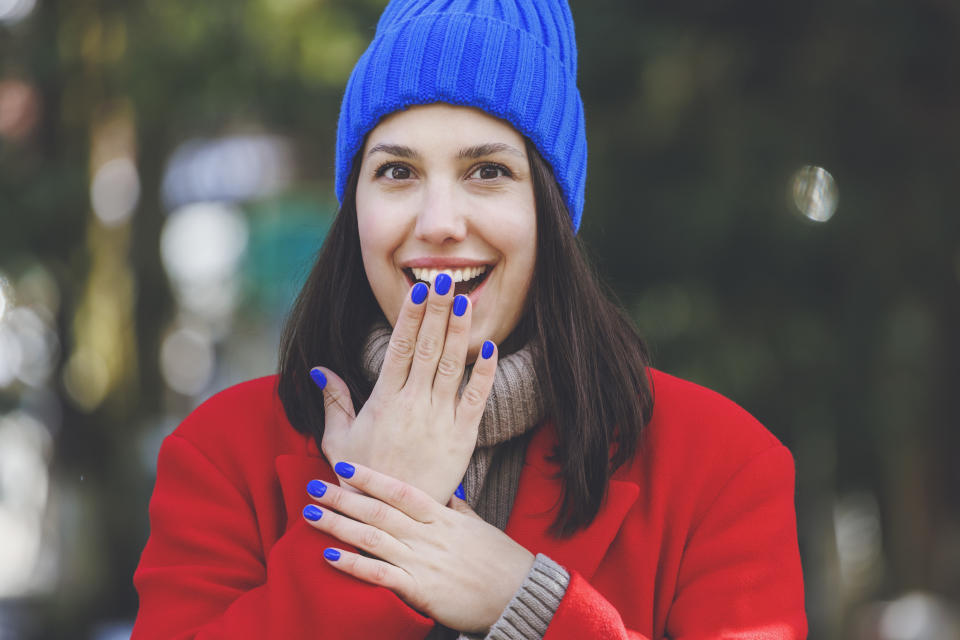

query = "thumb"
[{"left": 309, "top": 366, "right": 356, "bottom": 431}]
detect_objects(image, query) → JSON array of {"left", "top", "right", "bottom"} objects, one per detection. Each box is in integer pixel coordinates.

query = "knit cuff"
[{"left": 485, "top": 553, "right": 570, "bottom": 640}]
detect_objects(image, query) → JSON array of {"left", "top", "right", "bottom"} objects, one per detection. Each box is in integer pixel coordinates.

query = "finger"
[
  {"left": 310, "top": 366, "right": 355, "bottom": 432},
  {"left": 378, "top": 282, "right": 429, "bottom": 394},
  {"left": 333, "top": 461, "right": 438, "bottom": 524},
  {"left": 455, "top": 340, "right": 497, "bottom": 430},
  {"left": 321, "top": 547, "right": 417, "bottom": 602},
  {"left": 431, "top": 294, "right": 471, "bottom": 401},
  {"left": 405, "top": 271, "right": 455, "bottom": 391},
  {"left": 306, "top": 479, "right": 411, "bottom": 539},
  {"left": 302, "top": 503, "right": 409, "bottom": 565}
]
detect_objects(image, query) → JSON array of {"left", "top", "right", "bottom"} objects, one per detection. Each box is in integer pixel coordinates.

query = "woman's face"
[{"left": 356, "top": 103, "right": 537, "bottom": 362}]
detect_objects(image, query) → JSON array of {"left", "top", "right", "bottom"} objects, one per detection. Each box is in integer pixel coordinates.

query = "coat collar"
[
  {"left": 504, "top": 423, "right": 638, "bottom": 580},
  {"left": 275, "top": 424, "right": 638, "bottom": 581}
]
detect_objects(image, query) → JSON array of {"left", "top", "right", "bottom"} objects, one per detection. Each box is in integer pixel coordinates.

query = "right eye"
[{"left": 375, "top": 163, "right": 413, "bottom": 180}]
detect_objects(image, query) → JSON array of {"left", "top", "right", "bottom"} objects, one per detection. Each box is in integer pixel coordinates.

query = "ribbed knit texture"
[
  {"left": 335, "top": 0, "right": 588, "bottom": 233},
  {"left": 485, "top": 554, "right": 570, "bottom": 640}
]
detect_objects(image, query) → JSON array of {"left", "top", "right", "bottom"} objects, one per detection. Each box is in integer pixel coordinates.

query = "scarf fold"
[{"left": 359, "top": 320, "right": 544, "bottom": 531}]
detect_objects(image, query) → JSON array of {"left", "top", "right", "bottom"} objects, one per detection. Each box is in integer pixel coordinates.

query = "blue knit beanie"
[{"left": 335, "top": 0, "right": 587, "bottom": 234}]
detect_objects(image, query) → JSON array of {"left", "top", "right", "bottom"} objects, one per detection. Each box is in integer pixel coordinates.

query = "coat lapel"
[
  {"left": 505, "top": 424, "right": 639, "bottom": 580},
  {"left": 275, "top": 449, "right": 335, "bottom": 531}
]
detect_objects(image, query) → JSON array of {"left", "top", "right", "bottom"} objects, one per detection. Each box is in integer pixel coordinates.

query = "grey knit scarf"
[{"left": 359, "top": 320, "right": 545, "bottom": 531}]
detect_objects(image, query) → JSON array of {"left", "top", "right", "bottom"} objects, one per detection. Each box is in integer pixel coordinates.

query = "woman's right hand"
[{"left": 311, "top": 272, "right": 498, "bottom": 504}]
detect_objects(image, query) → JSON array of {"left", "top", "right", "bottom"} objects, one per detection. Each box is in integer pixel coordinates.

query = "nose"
[{"left": 413, "top": 178, "right": 468, "bottom": 244}]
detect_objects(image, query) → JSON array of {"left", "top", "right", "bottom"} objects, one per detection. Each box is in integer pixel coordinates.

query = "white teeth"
[{"left": 409, "top": 265, "right": 488, "bottom": 284}]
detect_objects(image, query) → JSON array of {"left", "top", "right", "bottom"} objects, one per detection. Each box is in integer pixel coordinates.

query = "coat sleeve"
[
  {"left": 542, "top": 445, "right": 807, "bottom": 640},
  {"left": 131, "top": 434, "right": 434, "bottom": 640}
]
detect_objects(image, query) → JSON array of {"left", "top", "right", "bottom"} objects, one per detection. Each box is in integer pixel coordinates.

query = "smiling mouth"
[{"left": 402, "top": 265, "right": 493, "bottom": 296}]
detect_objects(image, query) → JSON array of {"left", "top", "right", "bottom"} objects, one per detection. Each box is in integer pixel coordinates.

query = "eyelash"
[{"left": 372, "top": 162, "right": 513, "bottom": 180}]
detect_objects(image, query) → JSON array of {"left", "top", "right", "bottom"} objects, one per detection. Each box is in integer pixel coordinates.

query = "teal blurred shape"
[{"left": 241, "top": 193, "right": 335, "bottom": 315}]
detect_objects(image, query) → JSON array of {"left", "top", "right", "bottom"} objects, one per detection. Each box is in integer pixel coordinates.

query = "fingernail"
[
  {"left": 303, "top": 505, "right": 323, "bottom": 521},
  {"left": 435, "top": 272, "right": 452, "bottom": 296},
  {"left": 307, "top": 480, "right": 326, "bottom": 498},
  {"left": 334, "top": 461, "right": 355, "bottom": 478},
  {"left": 324, "top": 548, "right": 341, "bottom": 561},
  {"left": 482, "top": 340, "right": 495, "bottom": 359},
  {"left": 411, "top": 281, "right": 428, "bottom": 304},
  {"left": 453, "top": 295, "right": 468, "bottom": 317},
  {"left": 455, "top": 483, "right": 465, "bottom": 500},
  {"left": 310, "top": 368, "right": 327, "bottom": 389}
]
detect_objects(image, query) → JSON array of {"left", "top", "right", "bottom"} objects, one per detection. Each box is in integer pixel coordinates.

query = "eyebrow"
[
  {"left": 366, "top": 142, "right": 526, "bottom": 160},
  {"left": 457, "top": 143, "right": 526, "bottom": 160},
  {"left": 367, "top": 143, "right": 419, "bottom": 159}
]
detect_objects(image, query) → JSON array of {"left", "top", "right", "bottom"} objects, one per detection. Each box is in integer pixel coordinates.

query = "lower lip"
[{"left": 404, "top": 268, "right": 494, "bottom": 306}]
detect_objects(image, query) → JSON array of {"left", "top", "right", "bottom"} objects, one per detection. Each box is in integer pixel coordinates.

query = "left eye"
[{"left": 470, "top": 164, "right": 509, "bottom": 180}]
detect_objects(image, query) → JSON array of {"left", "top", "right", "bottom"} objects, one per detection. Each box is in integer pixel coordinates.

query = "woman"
[{"left": 132, "top": 1, "right": 807, "bottom": 638}]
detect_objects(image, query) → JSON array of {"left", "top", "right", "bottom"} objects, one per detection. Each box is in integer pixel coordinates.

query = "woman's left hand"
[{"left": 302, "top": 461, "right": 535, "bottom": 633}]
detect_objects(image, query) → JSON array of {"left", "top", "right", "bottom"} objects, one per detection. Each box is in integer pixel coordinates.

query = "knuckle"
[
  {"left": 368, "top": 502, "right": 390, "bottom": 526},
  {"left": 462, "top": 384, "right": 487, "bottom": 407},
  {"left": 389, "top": 335, "right": 416, "bottom": 359},
  {"left": 390, "top": 481, "right": 412, "bottom": 506},
  {"left": 436, "top": 355, "right": 462, "bottom": 379},
  {"left": 414, "top": 334, "right": 441, "bottom": 360},
  {"left": 328, "top": 487, "right": 347, "bottom": 511},
  {"left": 372, "top": 562, "right": 390, "bottom": 584},
  {"left": 427, "top": 297, "right": 448, "bottom": 315},
  {"left": 362, "top": 526, "right": 383, "bottom": 550},
  {"left": 446, "top": 317, "right": 468, "bottom": 336}
]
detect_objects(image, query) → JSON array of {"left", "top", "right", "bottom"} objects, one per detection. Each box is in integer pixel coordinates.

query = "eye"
[
  {"left": 375, "top": 163, "right": 413, "bottom": 180},
  {"left": 469, "top": 163, "right": 512, "bottom": 180}
]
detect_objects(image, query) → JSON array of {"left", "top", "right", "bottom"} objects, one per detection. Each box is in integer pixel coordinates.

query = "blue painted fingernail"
[
  {"left": 324, "top": 548, "right": 341, "bottom": 561},
  {"left": 455, "top": 483, "right": 465, "bottom": 500},
  {"left": 334, "top": 462, "right": 355, "bottom": 478},
  {"left": 303, "top": 505, "right": 323, "bottom": 521},
  {"left": 435, "top": 272, "right": 452, "bottom": 296},
  {"left": 307, "top": 480, "right": 326, "bottom": 498},
  {"left": 309, "top": 368, "right": 326, "bottom": 389},
  {"left": 411, "top": 282, "right": 428, "bottom": 304},
  {"left": 453, "top": 295, "right": 468, "bottom": 317},
  {"left": 482, "top": 340, "right": 495, "bottom": 359}
]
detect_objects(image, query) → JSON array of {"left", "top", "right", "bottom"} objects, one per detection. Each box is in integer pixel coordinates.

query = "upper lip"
[{"left": 400, "top": 257, "right": 495, "bottom": 268}]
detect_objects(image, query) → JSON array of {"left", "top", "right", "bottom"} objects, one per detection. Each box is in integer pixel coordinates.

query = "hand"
[
  {"left": 312, "top": 272, "right": 499, "bottom": 504},
  {"left": 302, "top": 462, "right": 535, "bottom": 633}
]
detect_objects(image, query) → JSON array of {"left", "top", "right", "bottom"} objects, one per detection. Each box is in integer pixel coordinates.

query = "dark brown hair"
[{"left": 278, "top": 139, "right": 653, "bottom": 536}]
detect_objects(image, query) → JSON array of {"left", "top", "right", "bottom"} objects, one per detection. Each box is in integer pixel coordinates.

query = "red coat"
[{"left": 132, "top": 369, "right": 807, "bottom": 639}]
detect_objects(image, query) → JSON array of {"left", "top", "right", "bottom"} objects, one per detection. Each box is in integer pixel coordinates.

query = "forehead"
[{"left": 364, "top": 103, "right": 526, "bottom": 150}]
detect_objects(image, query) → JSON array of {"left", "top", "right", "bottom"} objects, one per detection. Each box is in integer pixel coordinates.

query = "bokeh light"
[
  {"left": 834, "top": 492, "right": 884, "bottom": 597},
  {"left": 61, "top": 347, "right": 110, "bottom": 412},
  {"left": 161, "top": 135, "right": 294, "bottom": 210},
  {"left": 0, "top": 78, "right": 40, "bottom": 141},
  {"left": 791, "top": 165, "right": 838, "bottom": 223},
  {"left": 0, "top": 273, "right": 12, "bottom": 323},
  {"left": 0, "top": 0, "right": 36, "bottom": 26},
  {"left": 0, "top": 306, "right": 59, "bottom": 389},
  {"left": 0, "top": 410, "right": 52, "bottom": 597},
  {"left": 160, "top": 202, "right": 249, "bottom": 323},
  {"left": 16, "top": 264, "right": 60, "bottom": 318},
  {"left": 90, "top": 157, "right": 141, "bottom": 227},
  {"left": 159, "top": 323, "right": 215, "bottom": 396}
]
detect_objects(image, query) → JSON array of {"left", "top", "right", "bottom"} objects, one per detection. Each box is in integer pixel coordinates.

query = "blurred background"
[{"left": 0, "top": 0, "right": 958, "bottom": 638}]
